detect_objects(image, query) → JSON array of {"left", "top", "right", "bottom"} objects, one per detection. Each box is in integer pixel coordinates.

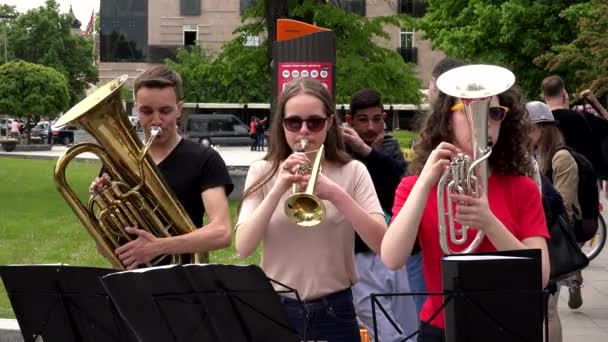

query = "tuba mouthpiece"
[{"left": 150, "top": 126, "right": 162, "bottom": 138}]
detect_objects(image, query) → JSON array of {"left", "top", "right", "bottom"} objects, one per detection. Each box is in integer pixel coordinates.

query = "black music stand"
[
  {"left": 100, "top": 264, "right": 300, "bottom": 342},
  {"left": 0, "top": 264, "right": 137, "bottom": 342},
  {"left": 370, "top": 249, "right": 547, "bottom": 342}
]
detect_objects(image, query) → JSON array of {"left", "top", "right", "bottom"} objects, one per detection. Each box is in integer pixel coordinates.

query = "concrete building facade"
[{"left": 99, "top": 0, "right": 444, "bottom": 89}]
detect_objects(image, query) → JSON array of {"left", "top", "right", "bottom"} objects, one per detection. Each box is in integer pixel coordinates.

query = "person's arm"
[
  {"left": 115, "top": 186, "right": 233, "bottom": 269},
  {"left": 382, "top": 176, "right": 433, "bottom": 269},
  {"left": 157, "top": 186, "right": 232, "bottom": 254},
  {"left": 235, "top": 154, "right": 310, "bottom": 257},
  {"left": 581, "top": 89, "right": 608, "bottom": 120},
  {"left": 551, "top": 150, "right": 579, "bottom": 219},
  {"left": 382, "top": 142, "right": 459, "bottom": 269},
  {"left": 314, "top": 162, "right": 387, "bottom": 253}
]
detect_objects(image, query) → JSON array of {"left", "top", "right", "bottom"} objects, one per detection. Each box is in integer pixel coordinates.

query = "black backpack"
[
  {"left": 540, "top": 176, "right": 589, "bottom": 284},
  {"left": 547, "top": 147, "right": 599, "bottom": 242}
]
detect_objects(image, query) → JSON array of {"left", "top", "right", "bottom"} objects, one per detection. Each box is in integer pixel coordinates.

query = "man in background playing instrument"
[
  {"left": 91, "top": 66, "right": 234, "bottom": 269},
  {"left": 342, "top": 89, "right": 417, "bottom": 342}
]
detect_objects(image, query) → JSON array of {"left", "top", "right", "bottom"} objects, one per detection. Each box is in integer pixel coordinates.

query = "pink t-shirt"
[
  {"left": 237, "top": 159, "right": 383, "bottom": 300},
  {"left": 391, "top": 174, "right": 549, "bottom": 329},
  {"left": 10, "top": 121, "right": 20, "bottom": 133}
]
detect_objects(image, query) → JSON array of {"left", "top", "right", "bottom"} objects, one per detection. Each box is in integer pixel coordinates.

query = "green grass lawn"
[
  {"left": 391, "top": 129, "right": 417, "bottom": 149},
  {"left": 0, "top": 157, "right": 259, "bottom": 318}
]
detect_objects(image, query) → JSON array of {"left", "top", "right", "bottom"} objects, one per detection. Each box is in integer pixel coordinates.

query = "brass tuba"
[
  {"left": 284, "top": 139, "right": 326, "bottom": 227},
  {"left": 54, "top": 75, "right": 206, "bottom": 269},
  {"left": 435, "top": 65, "right": 515, "bottom": 255}
]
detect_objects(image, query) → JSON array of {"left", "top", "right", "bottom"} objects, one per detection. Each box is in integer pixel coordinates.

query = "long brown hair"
[
  {"left": 534, "top": 123, "right": 566, "bottom": 175},
  {"left": 410, "top": 86, "right": 534, "bottom": 176},
  {"left": 241, "top": 78, "right": 351, "bottom": 202}
]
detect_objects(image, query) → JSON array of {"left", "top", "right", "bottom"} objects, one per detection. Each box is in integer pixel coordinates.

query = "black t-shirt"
[
  {"left": 100, "top": 139, "right": 233, "bottom": 228},
  {"left": 158, "top": 139, "right": 234, "bottom": 227},
  {"left": 350, "top": 135, "right": 407, "bottom": 254},
  {"left": 552, "top": 109, "right": 595, "bottom": 167}
]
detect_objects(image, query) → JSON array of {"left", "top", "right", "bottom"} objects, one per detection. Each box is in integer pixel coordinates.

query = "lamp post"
[{"left": 0, "top": 14, "right": 16, "bottom": 64}]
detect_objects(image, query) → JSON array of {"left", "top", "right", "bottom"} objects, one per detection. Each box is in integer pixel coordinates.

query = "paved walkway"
[
  {"left": 0, "top": 145, "right": 266, "bottom": 167},
  {"left": 1, "top": 146, "right": 608, "bottom": 341}
]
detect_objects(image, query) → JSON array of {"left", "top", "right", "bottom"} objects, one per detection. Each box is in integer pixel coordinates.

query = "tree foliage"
[
  {"left": 3, "top": 0, "right": 97, "bottom": 105},
  {"left": 534, "top": 0, "right": 608, "bottom": 99},
  {"left": 0, "top": 60, "right": 69, "bottom": 118},
  {"left": 417, "top": 0, "right": 588, "bottom": 99},
  {"left": 168, "top": 0, "right": 422, "bottom": 105}
]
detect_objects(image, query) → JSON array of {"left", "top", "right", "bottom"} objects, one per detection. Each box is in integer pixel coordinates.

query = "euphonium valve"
[
  {"left": 284, "top": 139, "right": 326, "bottom": 227},
  {"left": 435, "top": 65, "right": 515, "bottom": 255}
]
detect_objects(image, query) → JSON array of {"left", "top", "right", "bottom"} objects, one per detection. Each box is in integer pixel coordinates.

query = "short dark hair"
[
  {"left": 350, "top": 88, "right": 383, "bottom": 114},
  {"left": 133, "top": 65, "right": 183, "bottom": 100},
  {"left": 431, "top": 58, "right": 465, "bottom": 79},
  {"left": 541, "top": 75, "right": 565, "bottom": 98}
]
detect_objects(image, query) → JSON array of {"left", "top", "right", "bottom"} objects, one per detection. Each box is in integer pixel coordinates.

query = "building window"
[
  {"left": 180, "top": 0, "right": 201, "bottom": 17},
  {"left": 331, "top": 0, "right": 366, "bottom": 16},
  {"left": 398, "top": 27, "right": 417, "bottom": 64},
  {"left": 183, "top": 25, "right": 198, "bottom": 46},
  {"left": 240, "top": 0, "right": 256, "bottom": 16},
  {"left": 400, "top": 27, "right": 414, "bottom": 49},
  {"left": 100, "top": 0, "right": 148, "bottom": 62},
  {"left": 398, "top": 0, "right": 427, "bottom": 18}
]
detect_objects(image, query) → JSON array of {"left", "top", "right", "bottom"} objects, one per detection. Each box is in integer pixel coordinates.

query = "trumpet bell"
[{"left": 284, "top": 193, "right": 326, "bottom": 227}]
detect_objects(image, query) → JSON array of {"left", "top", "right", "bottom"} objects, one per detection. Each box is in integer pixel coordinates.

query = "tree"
[
  {"left": 169, "top": 0, "right": 422, "bottom": 105},
  {"left": 417, "top": 0, "right": 588, "bottom": 99},
  {"left": 534, "top": 1, "right": 608, "bottom": 101},
  {"left": 5, "top": 0, "right": 97, "bottom": 105},
  {"left": 0, "top": 60, "right": 69, "bottom": 142}
]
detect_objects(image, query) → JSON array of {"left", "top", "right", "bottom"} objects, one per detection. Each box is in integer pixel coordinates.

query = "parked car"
[
  {"left": 185, "top": 114, "right": 251, "bottom": 146},
  {"left": 50, "top": 123, "right": 77, "bottom": 145},
  {"left": 31, "top": 121, "right": 51, "bottom": 139}
]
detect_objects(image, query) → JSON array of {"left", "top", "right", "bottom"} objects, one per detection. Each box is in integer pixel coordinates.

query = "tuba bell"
[
  {"left": 54, "top": 75, "right": 206, "bottom": 269},
  {"left": 435, "top": 64, "right": 515, "bottom": 255},
  {"left": 284, "top": 139, "right": 326, "bottom": 227}
]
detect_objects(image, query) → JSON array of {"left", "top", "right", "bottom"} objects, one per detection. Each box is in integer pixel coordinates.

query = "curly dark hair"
[{"left": 410, "top": 86, "right": 534, "bottom": 176}]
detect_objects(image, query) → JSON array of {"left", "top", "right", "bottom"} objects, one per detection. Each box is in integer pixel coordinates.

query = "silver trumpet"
[{"left": 435, "top": 64, "right": 515, "bottom": 255}]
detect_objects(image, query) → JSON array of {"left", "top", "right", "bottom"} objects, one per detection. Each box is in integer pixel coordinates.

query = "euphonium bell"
[
  {"left": 53, "top": 75, "right": 205, "bottom": 269},
  {"left": 435, "top": 65, "right": 515, "bottom": 255},
  {"left": 284, "top": 139, "right": 326, "bottom": 227}
]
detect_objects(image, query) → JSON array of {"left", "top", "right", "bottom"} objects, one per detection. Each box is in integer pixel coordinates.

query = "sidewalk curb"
[{"left": 0, "top": 319, "right": 22, "bottom": 342}]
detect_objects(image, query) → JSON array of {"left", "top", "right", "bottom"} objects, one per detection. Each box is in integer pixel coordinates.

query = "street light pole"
[{"left": 0, "top": 15, "right": 16, "bottom": 64}]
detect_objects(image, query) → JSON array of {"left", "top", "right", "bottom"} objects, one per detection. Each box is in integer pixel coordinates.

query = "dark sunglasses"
[
  {"left": 283, "top": 116, "right": 329, "bottom": 132},
  {"left": 451, "top": 103, "right": 509, "bottom": 122},
  {"left": 488, "top": 106, "right": 509, "bottom": 122}
]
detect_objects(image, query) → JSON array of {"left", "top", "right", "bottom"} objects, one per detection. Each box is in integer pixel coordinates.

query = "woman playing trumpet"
[
  {"left": 236, "top": 77, "right": 386, "bottom": 342},
  {"left": 381, "top": 83, "right": 550, "bottom": 341}
]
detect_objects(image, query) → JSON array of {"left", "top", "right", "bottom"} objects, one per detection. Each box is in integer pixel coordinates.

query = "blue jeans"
[
  {"left": 407, "top": 253, "right": 427, "bottom": 317},
  {"left": 256, "top": 133, "right": 264, "bottom": 150},
  {"left": 281, "top": 288, "right": 360, "bottom": 342}
]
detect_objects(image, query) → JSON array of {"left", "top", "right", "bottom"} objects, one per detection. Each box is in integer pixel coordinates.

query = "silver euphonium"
[{"left": 435, "top": 65, "right": 515, "bottom": 255}]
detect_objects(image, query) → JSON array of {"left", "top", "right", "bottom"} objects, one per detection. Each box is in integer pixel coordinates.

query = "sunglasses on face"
[
  {"left": 450, "top": 103, "right": 509, "bottom": 122},
  {"left": 283, "top": 116, "right": 329, "bottom": 132}
]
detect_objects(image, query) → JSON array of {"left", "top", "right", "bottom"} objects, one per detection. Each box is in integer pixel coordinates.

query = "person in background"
[
  {"left": 342, "top": 88, "right": 417, "bottom": 341},
  {"left": 250, "top": 116, "right": 258, "bottom": 151},
  {"left": 426, "top": 58, "right": 465, "bottom": 105}
]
